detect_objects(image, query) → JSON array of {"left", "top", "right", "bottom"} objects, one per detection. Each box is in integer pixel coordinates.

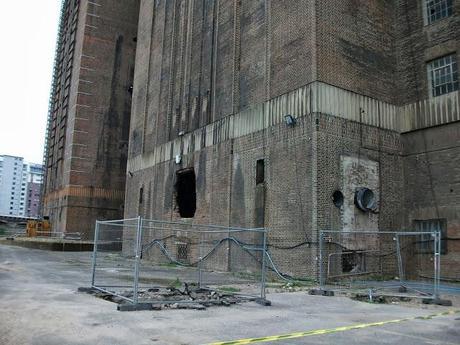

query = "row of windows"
[{"left": 424, "top": 1, "right": 456, "bottom": 96}]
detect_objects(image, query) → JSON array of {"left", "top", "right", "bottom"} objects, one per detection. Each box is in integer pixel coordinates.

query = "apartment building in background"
[
  {"left": 0, "top": 156, "right": 28, "bottom": 217},
  {"left": 26, "top": 163, "right": 44, "bottom": 218},
  {"left": 0, "top": 156, "right": 43, "bottom": 218}
]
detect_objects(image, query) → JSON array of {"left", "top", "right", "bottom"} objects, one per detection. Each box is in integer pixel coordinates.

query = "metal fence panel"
[
  {"left": 91, "top": 218, "right": 268, "bottom": 306},
  {"left": 319, "top": 230, "right": 441, "bottom": 300}
]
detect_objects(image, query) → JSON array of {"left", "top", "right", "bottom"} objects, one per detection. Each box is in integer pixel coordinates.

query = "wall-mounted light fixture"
[{"left": 284, "top": 114, "right": 297, "bottom": 126}]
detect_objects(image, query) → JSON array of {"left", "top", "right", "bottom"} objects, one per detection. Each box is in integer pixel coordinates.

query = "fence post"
[
  {"left": 133, "top": 216, "right": 143, "bottom": 305},
  {"left": 319, "top": 231, "right": 324, "bottom": 288},
  {"left": 91, "top": 221, "right": 99, "bottom": 287},
  {"left": 395, "top": 234, "right": 405, "bottom": 285},
  {"left": 434, "top": 230, "right": 441, "bottom": 299},
  {"left": 198, "top": 231, "right": 203, "bottom": 288},
  {"left": 260, "top": 229, "right": 267, "bottom": 300}
]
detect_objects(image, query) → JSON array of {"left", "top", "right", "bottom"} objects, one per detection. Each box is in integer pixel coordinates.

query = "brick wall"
[
  {"left": 44, "top": 0, "right": 140, "bottom": 239},
  {"left": 402, "top": 122, "right": 460, "bottom": 279},
  {"left": 395, "top": 0, "right": 460, "bottom": 104},
  {"left": 125, "top": 111, "right": 406, "bottom": 277}
]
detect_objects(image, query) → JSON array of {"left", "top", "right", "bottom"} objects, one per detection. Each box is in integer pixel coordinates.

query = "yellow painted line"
[{"left": 207, "top": 310, "right": 460, "bottom": 345}]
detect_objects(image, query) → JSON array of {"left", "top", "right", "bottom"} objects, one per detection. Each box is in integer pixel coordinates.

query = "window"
[
  {"left": 175, "top": 169, "right": 197, "bottom": 218},
  {"left": 425, "top": 0, "right": 453, "bottom": 24},
  {"left": 428, "top": 54, "right": 458, "bottom": 97},
  {"left": 415, "top": 219, "right": 447, "bottom": 255}
]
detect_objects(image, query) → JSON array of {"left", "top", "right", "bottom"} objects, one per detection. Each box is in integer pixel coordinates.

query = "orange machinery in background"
[{"left": 26, "top": 218, "right": 51, "bottom": 237}]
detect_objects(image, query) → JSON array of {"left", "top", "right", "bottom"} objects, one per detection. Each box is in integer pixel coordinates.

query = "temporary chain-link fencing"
[
  {"left": 91, "top": 217, "right": 268, "bottom": 306},
  {"left": 319, "top": 230, "right": 441, "bottom": 300}
]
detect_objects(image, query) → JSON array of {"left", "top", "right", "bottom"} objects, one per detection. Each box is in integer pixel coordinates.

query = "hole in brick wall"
[
  {"left": 332, "top": 190, "right": 344, "bottom": 208},
  {"left": 342, "top": 252, "right": 362, "bottom": 273},
  {"left": 175, "top": 168, "right": 196, "bottom": 218},
  {"left": 256, "top": 159, "right": 265, "bottom": 185},
  {"left": 139, "top": 187, "right": 144, "bottom": 205}
]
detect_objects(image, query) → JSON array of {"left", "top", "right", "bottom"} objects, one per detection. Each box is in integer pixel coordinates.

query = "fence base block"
[
  {"left": 309, "top": 289, "right": 335, "bottom": 297},
  {"left": 255, "top": 298, "right": 271, "bottom": 306},
  {"left": 77, "top": 287, "right": 97, "bottom": 293},
  {"left": 117, "top": 303, "right": 153, "bottom": 312},
  {"left": 422, "top": 298, "right": 453, "bottom": 307}
]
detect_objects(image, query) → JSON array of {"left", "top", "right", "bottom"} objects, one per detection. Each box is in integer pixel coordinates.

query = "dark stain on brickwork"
[
  {"left": 339, "top": 38, "right": 394, "bottom": 73},
  {"left": 197, "top": 150, "right": 207, "bottom": 191},
  {"left": 130, "top": 129, "right": 142, "bottom": 157},
  {"left": 163, "top": 162, "right": 174, "bottom": 212},
  {"left": 230, "top": 161, "right": 246, "bottom": 227},
  {"left": 96, "top": 35, "right": 124, "bottom": 187}
]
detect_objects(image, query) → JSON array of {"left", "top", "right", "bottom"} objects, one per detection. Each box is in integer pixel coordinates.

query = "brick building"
[
  {"left": 123, "top": 0, "right": 459, "bottom": 279},
  {"left": 42, "top": 0, "right": 140, "bottom": 238}
]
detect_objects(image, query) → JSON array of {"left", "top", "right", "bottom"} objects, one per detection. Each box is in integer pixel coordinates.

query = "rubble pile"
[{"left": 92, "top": 283, "right": 250, "bottom": 310}]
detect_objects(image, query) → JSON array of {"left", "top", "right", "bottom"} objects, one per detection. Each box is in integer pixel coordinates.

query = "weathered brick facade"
[
  {"left": 124, "top": 0, "right": 459, "bottom": 278},
  {"left": 43, "top": 0, "right": 140, "bottom": 239}
]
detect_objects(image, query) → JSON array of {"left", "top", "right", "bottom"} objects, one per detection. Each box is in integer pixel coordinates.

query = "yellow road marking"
[{"left": 207, "top": 310, "right": 459, "bottom": 345}]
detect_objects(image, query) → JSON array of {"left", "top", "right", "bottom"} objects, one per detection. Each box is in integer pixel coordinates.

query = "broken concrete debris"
[{"left": 83, "top": 283, "right": 250, "bottom": 311}]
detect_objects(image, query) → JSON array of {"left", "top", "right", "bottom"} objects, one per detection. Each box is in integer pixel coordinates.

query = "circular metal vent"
[{"left": 354, "top": 188, "right": 377, "bottom": 212}]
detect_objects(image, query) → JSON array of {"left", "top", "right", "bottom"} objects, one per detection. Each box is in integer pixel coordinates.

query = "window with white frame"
[
  {"left": 427, "top": 54, "right": 459, "bottom": 97},
  {"left": 425, "top": 0, "right": 453, "bottom": 24}
]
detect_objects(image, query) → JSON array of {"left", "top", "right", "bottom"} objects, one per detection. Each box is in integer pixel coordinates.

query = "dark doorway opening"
[
  {"left": 256, "top": 159, "right": 265, "bottom": 185},
  {"left": 175, "top": 168, "right": 196, "bottom": 218}
]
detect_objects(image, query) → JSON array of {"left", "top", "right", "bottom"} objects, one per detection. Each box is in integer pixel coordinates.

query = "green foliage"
[
  {"left": 168, "top": 277, "right": 182, "bottom": 289},
  {"left": 218, "top": 286, "right": 241, "bottom": 293}
]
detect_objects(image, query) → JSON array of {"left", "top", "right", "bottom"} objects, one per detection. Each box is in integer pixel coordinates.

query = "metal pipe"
[
  {"left": 140, "top": 218, "right": 266, "bottom": 232},
  {"left": 91, "top": 286, "right": 134, "bottom": 304},
  {"left": 321, "top": 230, "right": 439, "bottom": 235}
]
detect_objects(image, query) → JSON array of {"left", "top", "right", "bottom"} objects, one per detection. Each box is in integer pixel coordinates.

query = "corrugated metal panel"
[
  {"left": 314, "top": 82, "right": 398, "bottom": 131},
  {"left": 127, "top": 84, "right": 459, "bottom": 172},
  {"left": 398, "top": 91, "right": 460, "bottom": 132}
]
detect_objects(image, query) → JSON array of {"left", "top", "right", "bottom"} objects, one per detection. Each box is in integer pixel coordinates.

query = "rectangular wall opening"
[
  {"left": 175, "top": 168, "right": 196, "bottom": 218},
  {"left": 256, "top": 159, "right": 265, "bottom": 185}
]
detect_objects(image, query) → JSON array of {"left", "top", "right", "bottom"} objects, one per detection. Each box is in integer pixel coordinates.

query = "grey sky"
[{"left": 0, "top": 1, "right": 60, "bottom": 164}]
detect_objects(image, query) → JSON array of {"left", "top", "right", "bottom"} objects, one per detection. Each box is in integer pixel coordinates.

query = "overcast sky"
[{"left": 0, "top": 1, "right": 60, "bottom": 164}]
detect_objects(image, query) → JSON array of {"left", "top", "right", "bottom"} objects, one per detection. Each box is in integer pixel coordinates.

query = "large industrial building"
[
  {"left": 124, "top": 0, "right": 459, "bottom": 278},
  {"left": 42, "top": 0, "right": 459, "bottom": 279},
  {"left": 42, "top": 0, "right": 139, "bottom": 238}
]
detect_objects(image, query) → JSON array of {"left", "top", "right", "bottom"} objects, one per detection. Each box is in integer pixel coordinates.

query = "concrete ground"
[{"left": 0, "top": 244, "right": 459, "bottom": 345}]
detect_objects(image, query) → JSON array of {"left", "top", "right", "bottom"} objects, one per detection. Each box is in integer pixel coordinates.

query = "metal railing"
[
  {"left": 319, "top": 230, "right": 441, "bottom": 300},
  {"left": 91, "top": 217, "right": 269, "bottom": 307}
]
